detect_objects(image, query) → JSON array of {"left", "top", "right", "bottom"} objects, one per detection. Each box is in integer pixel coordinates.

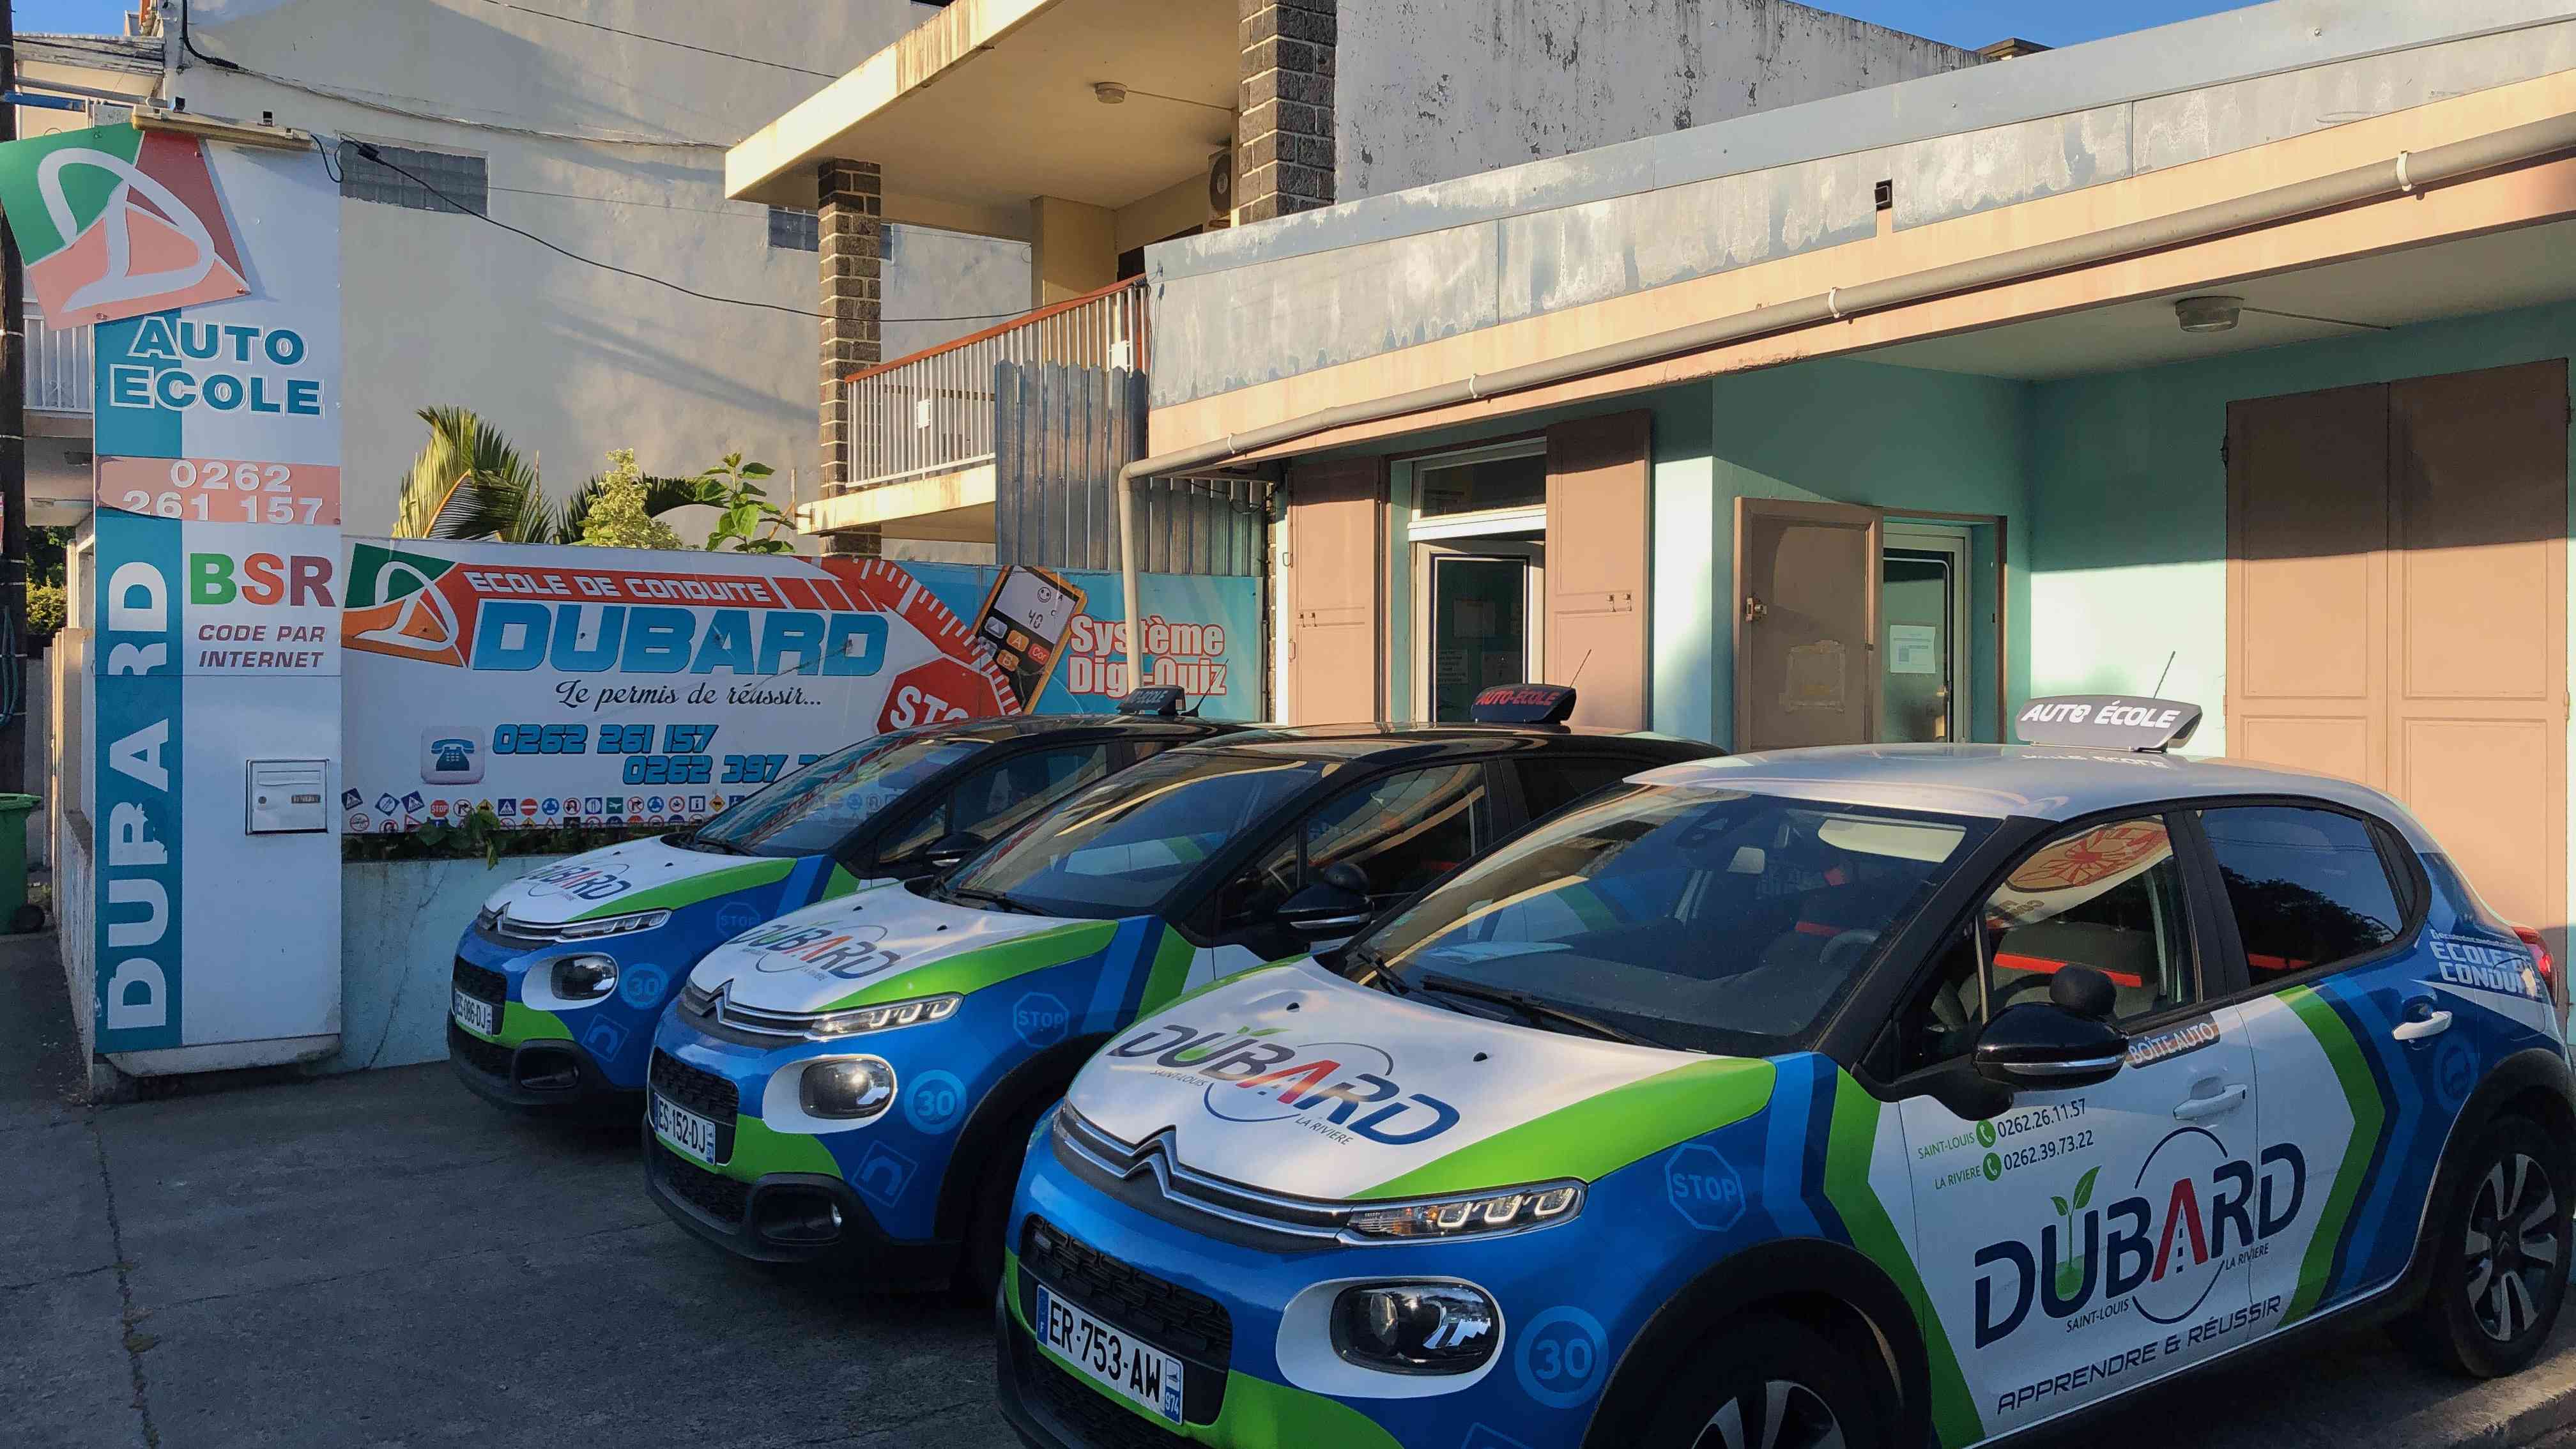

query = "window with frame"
[
  {"left": 1896, "top": 815, "right": 2195, "bottom": 1075},
  {"left": 337, "top": 142, "right": 487, "bottom": 215},
  {"left": 767, "top": 206, "right": 819, "bottom": 252},
  {"left": 2198, "top": 805, "right": 2405, "bottom": 986}
]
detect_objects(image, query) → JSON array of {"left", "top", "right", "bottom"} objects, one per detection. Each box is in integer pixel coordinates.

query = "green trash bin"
[{"left": 0, "top": 793, "right": 42, "bottom": 933}]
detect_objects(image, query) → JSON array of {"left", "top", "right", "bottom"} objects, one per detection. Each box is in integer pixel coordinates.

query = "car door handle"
[
  {"left": 2393, "top": 1010, "right": 2454, "bottom": 1042},
  {"left": 2172, "top": 1084, "right": 2249, "bottom": 1121}
]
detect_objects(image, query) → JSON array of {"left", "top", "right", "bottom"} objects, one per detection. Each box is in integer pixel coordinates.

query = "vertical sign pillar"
[{"left": 0, "top": 125, "right": 343, "bottom": 1069}]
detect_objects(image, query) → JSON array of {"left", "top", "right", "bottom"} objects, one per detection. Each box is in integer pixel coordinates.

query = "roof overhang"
[
  {"left": 1146, "top": 66, "right": 2576, "bottom": 461},
  {"left": 725, "top": 0, "right": 1236, "bottom": 240},
  {"left": 798, "top": 463, "right": 996, "bottom": 542}
]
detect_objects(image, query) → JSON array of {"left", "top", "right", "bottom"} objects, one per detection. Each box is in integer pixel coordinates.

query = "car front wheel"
[
  {"left": 1639, "top": 1315, "right": 1885, "bottom": 1449},
  {"left": 2400, "top": 1113, "right": 2570, "bottom": 1377}
]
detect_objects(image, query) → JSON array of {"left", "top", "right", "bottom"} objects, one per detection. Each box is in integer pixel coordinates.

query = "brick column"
[
  {"left": 818, "top": 158, "right": 883, "bottom": 556},
  {"left": 1236, "top": 0, "right": 1335, "bottom": 223}
]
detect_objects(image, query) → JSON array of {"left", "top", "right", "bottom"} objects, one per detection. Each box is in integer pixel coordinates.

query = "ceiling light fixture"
[{"left": 2174, "top": 296, "right": 2242, "bottom": 334}]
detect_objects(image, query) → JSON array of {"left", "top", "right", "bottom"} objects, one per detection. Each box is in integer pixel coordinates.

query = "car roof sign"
[
  {"left": 1116, "top": 686, "right": 1188, "bottom": 717},
  {"left": 1469, "top": 682, "right": 1578, "bottom": 726},
  {"left": 2015, "top": 694, "right": 2203, "bottom": 752}
]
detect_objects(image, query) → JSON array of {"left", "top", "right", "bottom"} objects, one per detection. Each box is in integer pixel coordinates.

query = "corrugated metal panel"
[{"left": 994, "top": 360, "right": 1266, "bottom": 576}]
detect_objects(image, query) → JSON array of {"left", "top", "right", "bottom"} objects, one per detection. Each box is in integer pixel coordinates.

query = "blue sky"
[
  {"left": 1834, "top": 0, "right": 2262, "bottom": 49},
  {"left": 20, "top": 0, "right": 2266, "bottom": 47}
]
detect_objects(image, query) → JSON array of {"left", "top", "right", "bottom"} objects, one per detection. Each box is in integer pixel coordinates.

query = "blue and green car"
[{"left": 446, "top": 704, "right": 1234, "bottom": 1111}]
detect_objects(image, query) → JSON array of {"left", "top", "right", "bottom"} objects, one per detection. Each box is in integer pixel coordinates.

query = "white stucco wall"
[
  {"left": 158, "top": 0, "right": 1027, "bottom": 543},
  {"left": 1337, "top": 0, "right": 1981, "bottom": 202}
]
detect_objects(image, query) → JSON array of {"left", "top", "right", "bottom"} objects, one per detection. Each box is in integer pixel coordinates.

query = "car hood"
[
  {"left": 481, "top": 835, "right": 806, "bottom": 928},
  {"left": 1062, "top": 960, "right": 1775, "bottom": 1202},
  {"left": 686, "top": 880, "right": 1102, "bottom": 1015}
]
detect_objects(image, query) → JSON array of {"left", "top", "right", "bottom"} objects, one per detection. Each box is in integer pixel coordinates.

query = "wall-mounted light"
[
  {"left": 1093, "top": 82, "right": 1128, "bottom": 105},
  {"left": 2174, "top": 296, "right": 2242, "bottom": 334}
]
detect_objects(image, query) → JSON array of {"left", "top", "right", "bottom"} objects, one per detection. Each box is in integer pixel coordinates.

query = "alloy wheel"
[
  {"left": 1695, "top": 1378, "right": 1846, "bottom": 1449},
  {"left": 2466, "top": 1150, "right": 2561, "bottom": 1343}
]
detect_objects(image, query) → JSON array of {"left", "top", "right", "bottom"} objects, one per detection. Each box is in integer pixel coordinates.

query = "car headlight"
[
  {"left": 1343, "top": 1181, "right": 1583, "bottom": 1241},
  {"left": 553, "top": 908, "right": 672, "bottom": 940},
  {"left": 805, "top": 993, "right": 962, "bottom": 1039},
  {"left": 799, "top": 1056, "right": 897, "bottom": 1120},
  {"left": 1331, "top": 1283, "right": 1499, "bottom": 1375},
  {"left": 550, "top": 954, "right": 618, "bottom": 1001}
]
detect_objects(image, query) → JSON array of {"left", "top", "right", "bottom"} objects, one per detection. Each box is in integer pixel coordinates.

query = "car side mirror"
[
  {"left": 1280, "top": 871, "right": 1373, "bottom": 941},
  {"left": 924, "top": 831, "right": 985, "bottom": 871},
  {"left": 1974, "top": 966, "right": 2127, "bottom": 1091}
]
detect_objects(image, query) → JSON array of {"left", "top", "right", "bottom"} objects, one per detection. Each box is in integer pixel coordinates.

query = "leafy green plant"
[
  {"left": 695, "top": 452, "right": 795, "bottom": 553},
  {"left": 576, "top": 450, "right": 687, "bottom": 550},
  {"left": 25, "top": 582, "right": 63, "bottom": 640},
  {"left": 392, "top": 409, "right": 709, "bottom": 546}
]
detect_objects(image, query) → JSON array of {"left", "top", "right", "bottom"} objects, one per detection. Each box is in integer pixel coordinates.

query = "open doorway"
[{"left": 1880, "top": 522, "right": 1972, "bottom": 744}]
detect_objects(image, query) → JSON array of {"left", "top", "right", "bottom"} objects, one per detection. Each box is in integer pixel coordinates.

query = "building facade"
[
  {"left": 17, "top": 0, "right": 1031, "bottom": 548},
  {"left": 722, "top": 0, "right": 1980, "bottom": 553},
  {"left": 1135, "top": 0, "right": 2576, "bottom": 947}
]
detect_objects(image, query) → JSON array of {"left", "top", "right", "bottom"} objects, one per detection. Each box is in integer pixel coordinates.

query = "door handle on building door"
[
  {"left": 2172, "top": 1084, "right": 2248, "bottom": 1121},
  {"left": 1742, "top": 594, "right": 1768, "bottom": 624},
  {"left": 2393, "top": 1009, "right": 2453, "bottom": 1042}
]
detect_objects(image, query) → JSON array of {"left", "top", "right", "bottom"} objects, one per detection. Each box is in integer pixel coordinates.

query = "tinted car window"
[
  {"left": 692, "top": 733, "right": 985, "bottom": 857},
  {"left": 872, "top": 743, "right": 1117, "bottom": 869},
  {"left": 1517, "top": 757, "right": 1643, "bottom": 824},
  {"left": 1306, "top": 765, "right": 1491, "bottom": 903},
  {"left": 951, "top": 750, "right": 1326, "bottom": 917},
  {"left": 1357, "top": 786, "right": 1989, "bottom": 1054},
  {"left": 2199, "top": 805, "right": 2405, "bottom": 983}
]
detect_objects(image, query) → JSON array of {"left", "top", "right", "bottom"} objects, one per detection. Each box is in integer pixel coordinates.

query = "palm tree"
[{"left": 390, "top": 407, "right": 716, "bottom": 543}]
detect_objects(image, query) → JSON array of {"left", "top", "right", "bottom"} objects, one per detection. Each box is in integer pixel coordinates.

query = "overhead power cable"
[
  {"left": 340, "top": 141, "right": 1031, "bottom": 326},
  {"left": 471, "top": 0, "right": 841, "bottom": 80}
]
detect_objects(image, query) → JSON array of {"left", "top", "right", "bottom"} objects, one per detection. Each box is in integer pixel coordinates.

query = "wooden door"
[
  {"left": 1735, "top": 498, "right": 1880, "bottom": 751},
  {"left": 2227, "top": 362, "right": 2568, "bottom": 935},
  {"left": 1285, "top": 457, "right": 1384, "bottom": 724},
  {"left": 1544, "top": 412, "right": 1651, "bottom": 730},
  {"left": 2388, "top": 362, "right": 2568, "bottom": 934}
]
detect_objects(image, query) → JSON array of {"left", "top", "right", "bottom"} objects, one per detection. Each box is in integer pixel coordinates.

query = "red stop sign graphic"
[{"left": 878, "top": 656, "right": 1015, "bottom": 733}]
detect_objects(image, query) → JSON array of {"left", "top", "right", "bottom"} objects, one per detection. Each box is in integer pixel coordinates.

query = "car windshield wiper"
[
  {"left": 1416, "top": 972, "right": 1666, "bottom": 1048},
  {"left": 680, "top": 831, "right": 753, "bottom": 856},
  {"left": 1343, "top": 944, "right": 1411, "bottom": 996},
  {"left": 943, "top": 884, "right": 1040, "bottom": 916}
]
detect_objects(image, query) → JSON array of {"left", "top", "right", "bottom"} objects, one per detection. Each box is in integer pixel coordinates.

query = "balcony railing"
[
  {"left": 845, "top": 277, "right": 1146, "bottom": 493},
  {"left": 26, "top": 309, "right": 91, "bottom": 414}
]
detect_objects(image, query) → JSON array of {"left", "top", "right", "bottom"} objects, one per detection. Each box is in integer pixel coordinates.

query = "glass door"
[
  {"left": 1414, "top": 542, "right": 1544, "bottom": 722},
  {"left": 1879, "top": 525, "right": 1970, "bottom": 743}
]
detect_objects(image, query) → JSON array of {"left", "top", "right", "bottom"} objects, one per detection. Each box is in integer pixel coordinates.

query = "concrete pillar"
[
  {"left": 1031, "top": 195, "right": 1117, "bottom": 308},
  {"left": 1236, "top": 0, "right": 1335, "bottom": 223},
  {"left": 818, "top": 158, "right": 883, "bottom": 556}
]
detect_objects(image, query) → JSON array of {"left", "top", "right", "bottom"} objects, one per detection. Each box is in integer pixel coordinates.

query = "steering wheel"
[{"left": 1818, "top": 928, "right": 1881, "bottom": 977}]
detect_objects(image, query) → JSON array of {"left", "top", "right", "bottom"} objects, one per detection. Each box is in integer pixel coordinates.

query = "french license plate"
[
  {"left": 650, "top": 1093, "right": 723, "bottom": 1166},
  {"left": 450, "top": 989, "right": 497, "bottom": 1036},
  {"left": 1035, "top": 1282, "right": 1186, "bottom": 1425}
]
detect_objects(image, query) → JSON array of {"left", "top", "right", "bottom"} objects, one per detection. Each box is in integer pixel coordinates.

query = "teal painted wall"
[
  {"left": 2027, "top": 298, "right": 2576, "bottom": 758},
  {"left": 1656, "top": 358, "right": 2033, "bottom": 746}
]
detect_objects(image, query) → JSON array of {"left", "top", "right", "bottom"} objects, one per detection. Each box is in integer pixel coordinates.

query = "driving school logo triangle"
[
  {"left": 0, "top": 125, "right": 251, "bottom": 326},
  {"left": 341, "top": 544, "right": 470, "bottom": 666}
]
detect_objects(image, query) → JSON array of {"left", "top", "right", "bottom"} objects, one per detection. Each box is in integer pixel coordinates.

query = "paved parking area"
[{"left": 5, "top": 930, "right": 2575, "bottom": 1449}]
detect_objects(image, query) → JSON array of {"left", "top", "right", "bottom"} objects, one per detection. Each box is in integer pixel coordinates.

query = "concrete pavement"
[{"left": 4, "top": 927, "right": 2574, "bottom": 1449}]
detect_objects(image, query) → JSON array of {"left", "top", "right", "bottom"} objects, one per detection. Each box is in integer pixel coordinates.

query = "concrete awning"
[
  {"left": 725, "top": 0, "right": 1237, "bottom": 241},
  {"left": 796, "top": 463, "right": 997, "bottom": 543}
]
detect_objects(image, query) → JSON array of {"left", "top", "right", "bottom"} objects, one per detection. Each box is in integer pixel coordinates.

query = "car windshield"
[
  {"left": 946, "top": 748, "right": 1328, "bottom": 917},
  {"left": 1354, "top": 785, "right": 1993, "bottom": 1055},
  {"left": 688, "top": 732, "right": 988, "bottom": 858}
]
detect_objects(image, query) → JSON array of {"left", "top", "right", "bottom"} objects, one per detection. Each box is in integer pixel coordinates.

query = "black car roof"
[
  {"left": 1187, "top": 723, "right": 1716, "bottom": 767},
  {"left": 915, "top": 714, "right": 1244, "bottom": 745}
]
